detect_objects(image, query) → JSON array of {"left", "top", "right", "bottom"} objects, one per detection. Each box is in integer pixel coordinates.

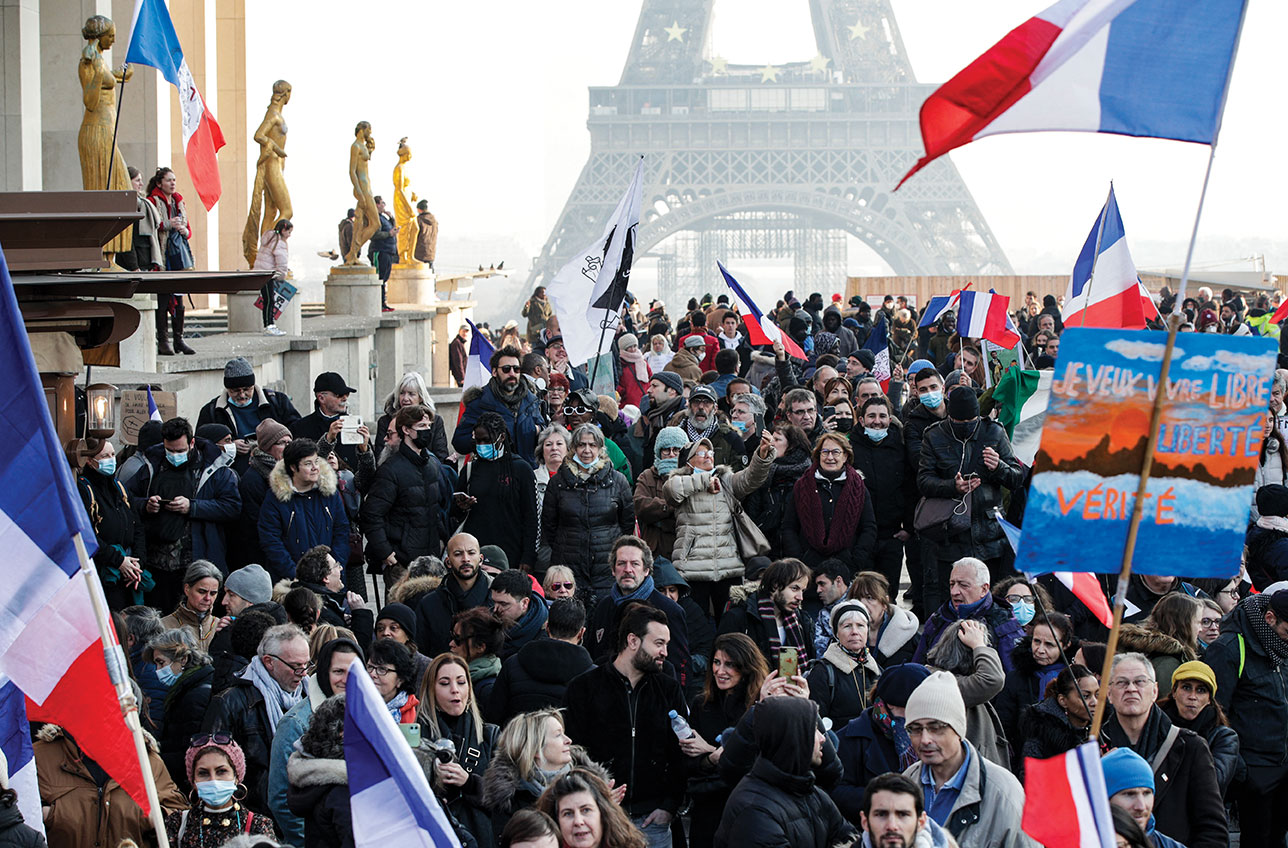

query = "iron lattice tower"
[{"left": 527, "top": 0, "right": 1013, "bottom": 301}]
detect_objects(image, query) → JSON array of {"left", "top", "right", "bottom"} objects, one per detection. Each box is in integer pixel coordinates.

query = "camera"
[{"left": 422, "top": 736, "right": 456, "bottom": 764}]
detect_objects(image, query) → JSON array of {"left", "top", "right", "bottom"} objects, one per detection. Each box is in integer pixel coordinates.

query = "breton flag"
[
  {"left": 897, "top": 0, "right": 1248, "bottom": 189},
  {"left": 956, "top": 290, "right": 1022, "bottom": 349},
  {"left": 0, "top": 245, "right": 149, "bottom": 810},
  {"left": 462, "top": 319, "right": 495, "bottom": 390},
  {"left": 126, "top": 0, "right": 226, "bottom": 210},
  {"left": 1023, "top": 742, "right": 1116, "bottom": 848},
  {"left": 1064, "top": 187, "right": 1159, "bottom": 329},
  {"left": 862, "top": 315, "right": 891, "bottom": 393},
  {"left": 0, "top": 677, "right": 43, "bottom": 837},
  {"left": 547, "top": 159, "right": 645, "bottom": 366},
  {"left": 146, "top": 385, "right": 162, "bottom": 421},
  {"left": 345, "top": 659, "right": 462, "bottom": 848},
  {"left": 998, "top": 511, "right": 1114, "bottom": 628},
  {"left": 718, "top": 262, "right": 806, "bottom": 360}
]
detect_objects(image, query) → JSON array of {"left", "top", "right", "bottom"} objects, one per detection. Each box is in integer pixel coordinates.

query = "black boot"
[
  {"left": 172, "top": 301, "right": 196, "bottom": 355},
  {"left": 156, "top": 303, "right": 174, "bottom": 356}
]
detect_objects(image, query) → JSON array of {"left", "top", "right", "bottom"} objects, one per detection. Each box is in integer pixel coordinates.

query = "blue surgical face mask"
[
  {"left": 166, "top": 450, "right": 189, "bottom": 467},
  {"left": 573, "top": 454, "right": 598, "bottom": 470},
  {"left": 156, "top": 664, "right": 180, "bottom": 686},
  {"left": 1012, "top": 600, "right": 1035, "bottom": 626},
  {"left": 730, "top": 419, "right": 749, "bottom": 434},
  {"left": 228, "top": 395, "right": 253, "bottom": 408},
  {"left": 655, "top": 457, "right": 679, "bottom": 474},
  {"left": 863, "top": 427, "right": 888, "bottom": 443},
  {"left": 921, "top": 390, "right": 943, "bottom": 409},
  {"left": 195, "top": 779, "right": 238, "bottom": 807},
  {"left": 95, "top": 457, "right": 117, "bottom": 476},
  {"left": 476, "top": 443, "right": 499, "bottom": 461}
]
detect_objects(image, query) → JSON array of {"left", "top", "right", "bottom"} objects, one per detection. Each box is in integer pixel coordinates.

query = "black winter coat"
[
  {"left": 993, "top": 641, "right": 1064, "bottom": 771},
  {"left": 296, "top": 579, "right": 375, "bottom": 654},
  {"left": 489, "top": 637, "right": 594, "bottom": 724},
  {"left": 202, "top": 677, "right": 274, "bottom": 813},
  {"left": 1019, "top": 696, "right": 1092, "bottom": 763},
  {"left": 917, "top": 418, "right": 1025, "bottom": 562},
  {"left": 902, "top": 402, "right": 946, "bottom": 474},
  {"left": 286, "top": 755, "right": 352, "bottom": 848},
  {"left": 717, "top": 700, "right": 844, "bottom": 791},
  {"left": 1207, "top": 597, "right": 1288, "bottom": 780},
  {"left": 198, "top": 387, "right": 300, "bottom": 438},
  {"left": 781, "top": 472, "right": 878, "bottom": 572},
  {"left": 714, "top": 757, "right": 857, "bottom": 848},
  {"left": 717, "top": 590, "right": 817, "bottom": 671},
  {"left": 586, "top": 591, "right": 691, "bottom": 681},
  {"left": 159, "top": 664, "right": 213, "bottom": 791},
  {"left": 1245, "top": 522, "right": 1288, "bottom": 591},
  {"left": 0, "top": 798, "right": 46, "bottom": 848},
  {"left": 743, "top": 449, "right": 812, "bottom": 558},
  {"left": 455, "top": 453, "right": 538, "bottom": 571},
  {"left": 831, "top": 709, "right": 898, "bottom": 825},
  {"left": 359, "top": 443, "right": 449, "bottom": 568},
  {"left": 77, "top": 469, "right": 147, "bottom": 606},
  {"left": 851, "top": 425, "right": 914, "bottom": 536},
  {"left": 415, "top": 573, "right": 492, "bottom": 659},
  {"left": 230, "top": 453, "right": 274, "bottom": 569},
  {"left": 1161, "top": 698, "right": 1243, "bottom": 796},
  {"left": 540, "top": 458, "right": 634, "bottom": 597}
]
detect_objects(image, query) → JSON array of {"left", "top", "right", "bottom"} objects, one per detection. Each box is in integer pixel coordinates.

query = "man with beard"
[
  {"left": 586, "top": 536, "right": 690, "bottom": 677},
  {"left": 563, "top": 604, "right": 687, "bottom": 848},
  {"left": 635, "top": 371, "right": 686, "bottom": 465},
  {"left": 858, "top": 773, "right": 957, "bottom": 848},
  {"left": 414, "top": 532, "right": 492, "bottom": 657},
  {"left": 668, "top": 384, "right": 746, "bottom": 469},
  {"left": 454, "top": 345, "right": 546, "bottom": 468},
  {"left": 718, "top": 557, "right": 816, "bottom": 670}
]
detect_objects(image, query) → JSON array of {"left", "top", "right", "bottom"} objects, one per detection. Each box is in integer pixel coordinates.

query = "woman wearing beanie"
[
  {"left": 1158, "top": 660, "right": 1242, "bottom": 796},
  {"left": 743, "top": 424, "right": 813, "bottom": 559},
  {"left": 781, "top": 432, "right": 878, "bottom": 574},
  {"left": 1101, "top": 748, "right": 1186, "bottom": 848},
  {"left": 632, "top": 426, "right": 685, "bottom": 560},
  {"left": 806, "top": 600, "right": 881, "bottom": 728},
  {"left": 832, "top": 662, "right": 932, "bottom": 824},
  {"left": 165, "top": 735, "right": 277, "bottom": 847},
  {"left": 375, "top": 602, "right": 431, "bottom": 688},
  {"left": 615, "top": 333, "right": 653, "bottom": 410}
]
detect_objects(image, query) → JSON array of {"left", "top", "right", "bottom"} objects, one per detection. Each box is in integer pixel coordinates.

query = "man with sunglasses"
[{"left": 454, "top": 345, "right": 545, "bottom": 468}]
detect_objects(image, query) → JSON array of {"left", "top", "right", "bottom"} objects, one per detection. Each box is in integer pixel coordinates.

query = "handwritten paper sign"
[
  {"left": 119, "top": 389, "right": 176, "bottom": 445},
  {"left": 1015, "top": 328, "right": 1276, "bottom": 578}
]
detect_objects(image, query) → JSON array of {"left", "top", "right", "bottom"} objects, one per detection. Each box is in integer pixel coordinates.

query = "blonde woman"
[
  {"left": 542, "top": 566, "right": 577, "bottom": 603},
  {"left": 378, "top": 371, "right": 448, "bottom": 461}
]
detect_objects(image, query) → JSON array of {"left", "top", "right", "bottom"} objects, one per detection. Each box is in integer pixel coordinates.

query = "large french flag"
[
  {"left": 126, "top": 0, "right": 226, "bottom": 210},
  {"left": 1063, "top": 187, "right": 1159, "bottom": 329},
  {"left": 345, "top": 660, "right": 462, "bottom": 848},
  {"left": 718, "top": 262, "right": 806, "bottom": 360},
  {"left": 0, "top": 245, "right": 149, "bottom": 810},
  {"left": 462, "top": 319, "right": 496, "bottom": 390},
  {"left": 956, "top": 290, "right": 1022, "bottom": 349},
  {"left": 1023, "top": 742, "right": 1116, "bottom": 848},
  {"left": 0, "top": 678, "right": 42, "bottom": 837},
  {"left": 897, "top": 0, "right": 1247, "bottom": 189}
]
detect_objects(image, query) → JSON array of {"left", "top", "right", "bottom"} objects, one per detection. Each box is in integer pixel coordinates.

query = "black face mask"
[
  {"left": 413, "top": 428, "right": 435, "bottom": 450},
  {"left": 951, "top": 420, "right": 979, "bottom": 440},
  {"left": 832, "top": 417, "right": 853, "bottom": 433}
]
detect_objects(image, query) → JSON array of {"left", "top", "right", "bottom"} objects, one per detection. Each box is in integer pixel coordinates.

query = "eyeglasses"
[
  {"left": 564, "top": 404, "right": 593, "bottom": 416},
  {"left": 1200, "top": 617, "right": 1220, "bottom": 628},
  {"left": 549, "top": 582, "right": 574, "bottom": 591},
  {"left": 1218, "top": 587, "right": 1240, "bottom": 598},
  {"left": 1004, "top": 594, "right": 1033, "bottom": 605},
  {"left": 906, "top": 721, "right": 953, "bottom": 736},
  {"left": 819, "top": 448, "right": 845, "bottom": 458},
  {"left": 1110, "top": 677, "right": 1153, "bottom": 691},
  {"left": 366, "top": 664, "right": 397, "bottom": 679},
  {"left": 497, "top": 365, "right": 521, "bottom": 374},
  {"left": 689, "top": 450, "right": 713, "bottom": 459},
  {"left": 189, "top": 732, "right": 233, "bottom": 747},
  {"left": 449, "top": 633, "right": 466, "bottom": 645},
  {"left": 658, "top": 447, "right": 682, "bottom": 457},
  {"left": 267, "top": 654, "right": 309, "bottom": 676}
]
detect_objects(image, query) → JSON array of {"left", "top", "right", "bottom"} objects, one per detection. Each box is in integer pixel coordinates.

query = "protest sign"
[
  {"left": 119, "top": 389, "right": 176, "bottom": 445},
  {"left": 1016, "top": 328, "right": 1276, "bottom": 578},
  {"left": 255, "top": 280, "right": 298, "bottom": 321}
]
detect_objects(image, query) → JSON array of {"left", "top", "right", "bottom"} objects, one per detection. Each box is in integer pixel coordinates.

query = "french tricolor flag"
[
  {"left": 999, "top": 511, "right": 1114, "bottom": 627},
  {"left": 898, "top": 0, "right": 1247, "bottom": 189},
  {"left": 1063, "top": 186, "right": 1159, "bottom": 330},
  {"left": 1023, "top": 742, "right": 1116, "bottom": 848},
  {"left": 956, "top": 290, "right": 1022, "bottom": 349},
  {"left": 463, "top": 319, "right": 496, "bottom": 390},
  {"left": 126, "top": 0, "right": 226, "bottom": 210},
  {"left": 718, "top": 262, "right": 806, "bottom": 360},
  {"left": 861, "top": 315, "right": 891, "bottom": 394},
  {"left": 0, "top": 245, "right": 149, "bottom": 811}
]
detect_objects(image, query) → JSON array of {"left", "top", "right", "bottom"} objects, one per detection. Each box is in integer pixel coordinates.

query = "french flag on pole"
[
  {"left": 345, "top": 659, "right": 462, "bottom": 848},
  {"left": 0, "top": 245, "right": 149, "bottom": 810},
  {"left": 897, "top": 0, "right": 1247, "bottom": 189},
  {"left": 956, "top": 290, "right": 1022, "bottom": 349},
  {"left": 1063, "top": 186, "right": 1160, "bottom": 330},
  {"left": 1023, "top": 742, "right": 1116, "bottom": 848},
  {"left": 718, "top": 262, "right": 807, "bottom": 360},
  {"left": 126, "top": 0, "right": 226, "bottom": 210},
  {"left": 146, "top": 385, "right": 162, "bottom": 421},
  {"left": 917, "top": 282, "right": 973, "bottom": 329},
  {"left": 862, "top": 315, "right": 891, "bottom": 393},
  {"left": 462, "top": 319, "right": 496, "bottom": 391}
]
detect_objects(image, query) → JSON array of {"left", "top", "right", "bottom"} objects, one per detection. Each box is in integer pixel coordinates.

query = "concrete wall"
[
  {"left": 1, "top": 0, "right": 43, "bottom": 190},
  {"left": 40, "top": 0, "right": 111, "bottom": 191}
]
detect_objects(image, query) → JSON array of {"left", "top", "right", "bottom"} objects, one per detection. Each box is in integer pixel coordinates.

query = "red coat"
[
  {"left": 678, "top": 332, "right": 719, "bottom": 372},
  {"left": 616, "top": 361, "right": 652, "bottom": 409}
]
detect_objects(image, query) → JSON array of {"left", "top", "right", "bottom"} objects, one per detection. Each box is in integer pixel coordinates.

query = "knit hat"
[
  {"left": 905, "top": 670, "right": 967, "bottom": 739},
  {"left": 1171, "top": 660, "right": 1218, "bottom": 696},
  {"left": 138, "top": 419, "right": 164, "bottom": 451},
  {"left": 832, "top": 293, "right": 842, "bottom": 302},
  {"left": 196, "top": 423, "right": 232, "bottom": 444},
  {"left": 946, "top": 386, "right": 979, "bottom": 420},
  {"left": 479, "top": 545, "right": 509, "bottom": 571},
  {"left": 617, "top": 333, "right": 640, "bottom": 352},
  {"left": 224, "top": 564, "right": 273, "bottom": 605},
  {"left": 186, "top": 736, "right": 248, "bottom": 784},
  {"left": 654, "top": 426, "right": 688, "bottom": 456},
  {"left": 849, "top": 349, "right": 876, "bottom": 370},
  {"left": 679, "top": 438, "right": 713, "bottom": 467},
  {"left": 683, "top": 334, "right": 706, "bottom": 349},
  {"left": 830, "top": 599, "right": 871, "bottom": 636},
  {"left": 1271, "top": 589, "right": 1288, "bottom": 620},
  {"left": 651, "top": 371, "right": 683, "bottom": 394},
  {"left": 874, "top": 663, "right": 932, "bottom": 708},
  {"left": 223, "top": 357, "right": 255, "bottom": 389},
  {"left": 1101, "top": 748, "right": 1154, "bottom": 798},
  {"left": 906, "top": 359, "right": 935, "bottom": 377},
  {"left": 1258, "top": 484, "right": 1288, "bottom": 519},
  {"left": 744, "top": 556, "right": 772, "bottom": 580},
  {"left": 376, "top": 603, "right": 417, "bottom": 640},
  {"left": 255, "top": 418, "right": 291, "bottom": 450}
]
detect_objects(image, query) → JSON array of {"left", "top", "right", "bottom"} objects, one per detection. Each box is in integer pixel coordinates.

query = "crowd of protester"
[{"left": 21, "top": 282, "right": 1288, "bottom": 848}]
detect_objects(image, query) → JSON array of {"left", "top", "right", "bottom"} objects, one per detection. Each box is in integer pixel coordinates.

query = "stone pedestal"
[
  {"left": 228, "top": 290, "right": 302, "bottom": 335},
  {"left": 386, "top": 265, "right": 436, "bottom": 305},
  {"left": 325, "top": 264, "right": 383, "bottom": 317},
  {"left": 109, "top": 293, "right": 157, "bottom": 373}
]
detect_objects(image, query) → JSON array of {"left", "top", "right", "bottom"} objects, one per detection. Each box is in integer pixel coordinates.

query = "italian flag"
[{"left": 992, "top": 366, "right": 1051, "bottom": 467}]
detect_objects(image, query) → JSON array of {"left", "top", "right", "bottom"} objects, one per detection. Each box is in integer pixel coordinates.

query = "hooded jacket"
[
  {"left": 633, "top": 466, "right": 677, "bottom": 559},
  {"left": 902, "top": 739, "right": 1033, "bottom": 848},
  {"left": 231, "top": 448, "right": 278, "bottom": 568},
  {"left": 823, "top": 306, "right": 858, "bottom": 357},
  {"left": 359, "top": 442, "right": 449, "bottom": 569},
  {"left": 1114, "top": 623, "right": 1196, "bottom": 694},
  {"left": 872, "top": 603, "right": 920, "bottom": 668},
  {"left": 126, "top": 438, "right": 242, "bottom": 569},
  {"left": 489, "top": 637, "right": 594, "bottom": 724},
  {"left": 454, "top": 379, "right": 545, "bottom": 468},
  {"left": 540, "top": 454, "right": 634, "bottom": 596},
  {"left": 259, "top": 459, "right": 351, "bottom": 580},
  {"left": 455, "top": 450, "right": 538, "bottom": 571},
  {"left": 286, "top": 754, "right": 352, "bottom": 848},
  {"left": 664, "top": 447, "right": 773, "bottom": 582}
]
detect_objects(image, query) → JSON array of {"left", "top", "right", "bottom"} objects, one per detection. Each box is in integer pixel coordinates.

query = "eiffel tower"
[{"left": 526, "top": 0, "right": 1013, "bottom": 304}]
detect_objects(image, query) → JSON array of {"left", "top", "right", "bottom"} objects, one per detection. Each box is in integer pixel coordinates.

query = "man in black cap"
[
  {"left": 667, "top": 384, "right": 746, "bottom": 469},
  {"left": 916, "top": 386, "right": 1024, "bottom": 597},
  {"left": 292, "top": 372, "right": 360, "bottom": 469},
  {"left": 197, "top": 356, "right": 300, "bottom": 474}
]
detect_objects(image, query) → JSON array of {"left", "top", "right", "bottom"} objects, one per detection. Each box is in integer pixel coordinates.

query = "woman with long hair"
[
  {"left": 1158, "top": 661, "right": 1242, "bottom": 796},
  {"left": 71, "top": 436, "right": 151, "bottom": 610},
  {"left": 251, "top": 218, "right": 293, "bottom": 335},
  {"left": 994, "top": 611, "right": 1075, "bottom": 773},
  {"left": 146, "top": 166, "right": 196, "bottom": 354},
  {"left": 743, "top": 424, "right": 813, "bottom": 559},
  {"left": 537, "top": 768, "right": 646, "bottom": 848},
  {"left": 781, "top": 432, "right": 877, "bottom": 573}
]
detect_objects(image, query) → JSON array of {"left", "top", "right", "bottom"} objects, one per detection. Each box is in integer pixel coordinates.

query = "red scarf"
[{"left": 791, "top": 465, "right": 867, "bottom": 555}]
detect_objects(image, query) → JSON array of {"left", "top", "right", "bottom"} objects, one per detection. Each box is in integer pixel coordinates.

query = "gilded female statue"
[
  {"left": 78, "top": 15, "right": 132, "bottom": 259},
  {"left": 392, "top": 137, "right": 422, "bottom": 268},
  {"left": 242, "top": 80, "right": 293, "bottom": 267},
  {"left": 344, "top": 121, "right": 379, "bottom": 265}
]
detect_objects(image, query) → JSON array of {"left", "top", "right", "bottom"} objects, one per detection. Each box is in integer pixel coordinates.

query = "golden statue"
[
  {"left": 78, "top": 15, "right": 132, "bottom": 260},
  {"left": 344, "top": 121, "right": 379, "bottom": 265},
  {"left": 243, "top": 80, "right": 293, "bottom": 267},
  {"left": 392, "top": 138, "right": 424, "bottom": 269}
]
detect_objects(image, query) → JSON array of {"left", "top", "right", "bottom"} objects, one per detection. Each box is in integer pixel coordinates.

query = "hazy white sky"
[{"left": 243, "top": 0, "right": 1287, "bottom": 295}]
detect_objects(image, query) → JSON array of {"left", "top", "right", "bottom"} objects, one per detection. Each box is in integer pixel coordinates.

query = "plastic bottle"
[{"left": 668, "top": 709, "right": 695, "bottom": 740}]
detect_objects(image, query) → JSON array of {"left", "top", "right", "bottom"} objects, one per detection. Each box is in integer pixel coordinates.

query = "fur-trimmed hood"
[
  {"left": 728, "top": 579, "right": 761, "bottom": 607},
  {"left": 286, "top": 752, "right": 347, "bottom": 787},
  {"left": 268, "top": 457, "right": 338, "bottom": 502},
  {"left": 876, "top": 603, "right": 920, "bottom": 659},
  {"left": 480, "top": 747, "right": 609, "bottom": 812},
  {"left": 389, "top": 574, "right": 443, "bottom": 608},
  {"left": 38, "top": 723, "right": 159, "bottom": 754},
  {"left": 1116, "top": 623, "right": 1197, "bottom": 663}
]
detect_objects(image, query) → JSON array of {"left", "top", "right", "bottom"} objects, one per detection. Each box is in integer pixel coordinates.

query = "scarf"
[
  {"left": 1036, "top": 662, "right": 1066, "bottom": 699},
  {"left": 385, "top": 690, "right": 410, "bottom": 722},
  {"left": 683, "top": 414, "right": 718, "bottom": 443},
  {"left": 1258, "top": 515, "right": 1288, "bottom": 533},
  {"left": 1162, "top": 698, "right": 1218, "bottom": 736},
  {"left": 1103, "top": 704, "right": 1172, "bottom": 761},
  {"left": 242, "top": 656, "right": 303, "bottom": 734},
  {"left": 488, "top": 375, "right": 527, "bottom": 410},
  {"left": 872, "top": 699, "right": 917, "bottom": 769},
  {"left": 791, "top": 464, "right": 868, "bottom": 555},
  {"left": 1248, "top": 593, "right": 1288, "bottom": 666},
  {"left": 611, "top": 574, "right": 655, "bottom": 606},
  {"left": 619, "top": 347, "right": 650, "bottom": 382},
  {"left": 758, "top": 591, "right": 811, "bottom": 665},
  {"left": 638, "top": 395, "right": 684, "bottom": 437},
  {"left": 951, "top": 594, "right": 991, "bottom": 620},
  {"left": 468, "top": 654, "right": 502, "bottom": 683}
]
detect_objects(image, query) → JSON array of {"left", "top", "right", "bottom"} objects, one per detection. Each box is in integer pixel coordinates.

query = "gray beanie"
[
  {"left": 652, "top": 371, "right": 683, "bottom": 394},
  {"left": 224, "top": 357, "right": 255, "bottom": 389},
  {"left": 830, "top": 599, "right": 871, "bottom": 636},
  {"left": 224, "top": 564, "right": 272, "bottom": 605},
  {"left": 905, "top": 670, "right": 968, "bottom": 739}
]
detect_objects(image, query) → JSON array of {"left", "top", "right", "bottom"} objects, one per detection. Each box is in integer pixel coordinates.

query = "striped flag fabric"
[
  {"left": 862, "top": 314, "right": 891, "bottom": 393},
  {"left": 956, "top": 290, "right": 1021, "bottom": 348},
  {"left": 718, "top": 262, "right": 807, "bottom": 360},
  {"left": 145, "top": 385, "right": 162, "bottom": 421},
  {"left": 898, "top": 0, "right": 1247, "bottom": 189},
  {"left": 992, "top": 366, "right": 1052, "bottom": 466},
  {"left": 1063, "top": 186, "right": 1159, "bottom": 329},
  {"left": 345, "top": 659, "right": 462, "bottom": 848},
  {"left": 462, "top": 319, "right": 495, "bottom": 390},
  {"left": 0, "top": 244, "right": 149, "bottom": 810},
  {"left": 125, "top": 0, "right": 226, "bottom": 210},
  {"left": 1023, "top": 742, "right": 1116, "bottom": 848},
  {"left": 0, "top": 677, "right": 42, "bottom": 837},
  {"left": 917, "top": 282, "right": 974, "bottom": 329}
]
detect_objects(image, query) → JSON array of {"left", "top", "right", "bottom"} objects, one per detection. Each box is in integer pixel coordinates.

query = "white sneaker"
[{"left": 264, "top": 325, "right": 285, "bottom": 336}]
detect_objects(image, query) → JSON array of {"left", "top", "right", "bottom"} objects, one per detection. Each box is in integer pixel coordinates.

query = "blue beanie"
[
  {"left": 906, "top": 359, "right": 935, "bottom": 377},
  {"left": 873, "top": 663, "right": 932, "bottom": 708},
  {"left": 1101, "top": 748, "right": 1154, "bottom": 798},
  {"left": 654, "top": 427, "right": 688, "bottom": 455}
]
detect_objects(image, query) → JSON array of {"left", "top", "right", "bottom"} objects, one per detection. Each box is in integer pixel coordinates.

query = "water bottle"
[{"left": 668, "top": 709, "right": 695, "bottom": 740}]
